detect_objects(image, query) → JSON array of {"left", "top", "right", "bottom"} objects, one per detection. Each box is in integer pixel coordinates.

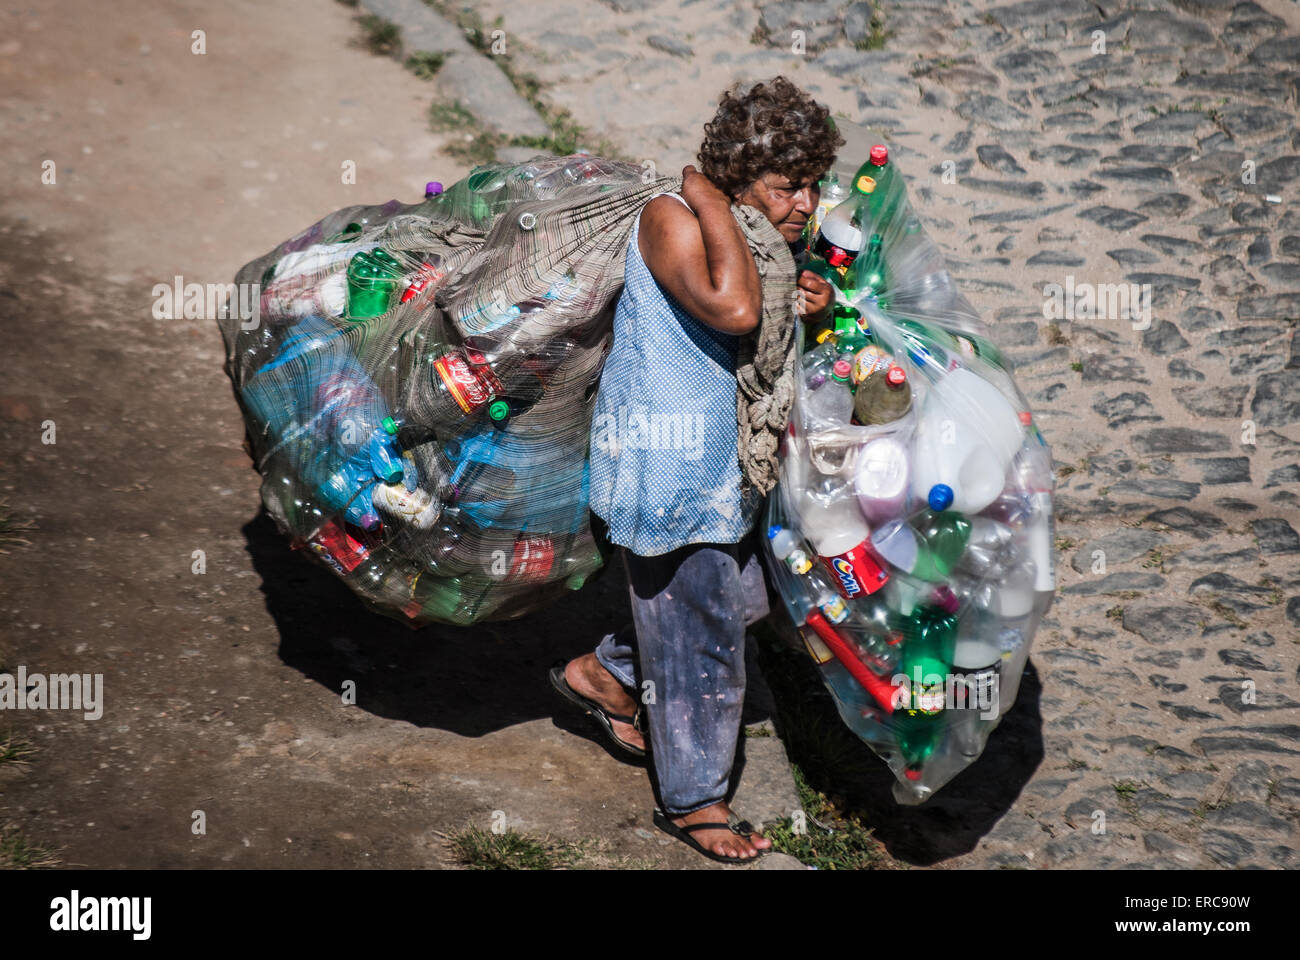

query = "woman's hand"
[
  {"left": 797, "top": 269, "right": 835, "bottom": 319},
  {"left": 680, "top": 164, "right": 731, "bottom": 210}
]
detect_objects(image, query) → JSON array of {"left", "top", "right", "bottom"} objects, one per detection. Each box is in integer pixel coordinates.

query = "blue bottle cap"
[
  {"left": 928, "top": 484, "right": 954, "bottom": 511},
  {"left": 767, "top": 525, "right": 783, "bottom": 539}
]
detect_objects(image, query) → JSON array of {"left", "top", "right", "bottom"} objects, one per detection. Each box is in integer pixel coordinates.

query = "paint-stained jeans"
[{"left": 594, "top": 530, "right": 771, "bottom": 816}]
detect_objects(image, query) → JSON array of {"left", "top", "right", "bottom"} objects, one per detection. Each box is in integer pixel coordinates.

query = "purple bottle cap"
[
  {"left": 424, "top": 181, "right": 444, "bottom": 197},
  {"left": 932, "top": 585, "right": 961, "bottom": 615}
]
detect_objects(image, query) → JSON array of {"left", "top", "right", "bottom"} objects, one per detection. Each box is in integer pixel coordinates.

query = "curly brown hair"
[{"left": 697, "top": 76, "right": 845, "bottom": 199}]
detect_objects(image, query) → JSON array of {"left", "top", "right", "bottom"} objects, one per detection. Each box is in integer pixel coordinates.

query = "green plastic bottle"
[
  {"left": 870, "top": 484, "right": 972, "bottom": 582},
  {"left": 346, "top": 248, "right": 402, "bottom": 319},
  {"left": 852, "top": 144, "right": 902, "bottom": 233},
  {"left": 851, "top": 233, "right": 887, "bottom": 302},
  {"left": 894, "top": 600, "right": 959, "bottom": 779},
  {"left": 833, "top": 307, "right": 870, "bottom": 358}
]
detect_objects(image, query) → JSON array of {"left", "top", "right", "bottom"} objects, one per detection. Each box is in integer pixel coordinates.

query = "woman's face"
[{"left": 736, "top": 172, "right": 821, "bottom": 243}]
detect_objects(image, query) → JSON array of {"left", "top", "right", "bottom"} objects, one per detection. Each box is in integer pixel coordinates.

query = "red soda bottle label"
[
  {"left": 820, "top": 541, "right": 889, "bottom": 599},
  {"left": 511, "top": 535, "right": 555, "bottom": 581},
  {"left": 305, "top": 519, "right": 369, "bottom": 574},
  {"left": 433, "top": 351, "right": 496, "bottom": 413}
]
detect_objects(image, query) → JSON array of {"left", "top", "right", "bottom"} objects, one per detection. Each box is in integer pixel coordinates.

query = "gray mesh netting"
[{"left": 219, "top": 156, "right": 675, "bottom": 625}]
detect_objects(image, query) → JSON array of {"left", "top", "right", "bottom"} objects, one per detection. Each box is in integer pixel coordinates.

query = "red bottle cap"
[
  {"left": 870, "top": 145, "right": 889, "bottom": 166},
  {"left": 885, "top": 365, "right": 907, "bottom": 388},
  {"left": 832, "top": 359, "right": 852, "bottom": 382},
  {"left": 1018, "top": 410, "right": 1033, "bottom": 425}
]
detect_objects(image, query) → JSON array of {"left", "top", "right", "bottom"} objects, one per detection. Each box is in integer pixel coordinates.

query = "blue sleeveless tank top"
[{"left": 587, "top": 194, "right": 763, "bottom": 556}]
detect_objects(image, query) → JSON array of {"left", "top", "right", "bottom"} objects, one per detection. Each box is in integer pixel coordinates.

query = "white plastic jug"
[{"left": 910, "top": 367, "right": 1025, "bottom": 515}]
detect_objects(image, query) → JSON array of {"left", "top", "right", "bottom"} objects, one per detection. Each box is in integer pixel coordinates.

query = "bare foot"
[
  {"left": 564, "top": 653, "right": 645, "bottom": 753},
  {"left": 674, "top": 802, "right": 772, "bottom": 860}
]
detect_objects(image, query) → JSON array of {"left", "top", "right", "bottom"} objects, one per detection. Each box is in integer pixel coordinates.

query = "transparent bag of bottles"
[
  {"left": 218, "top": 155, "right": 677, "bottom": 625},
  {"left": 764, "top": 136, "right": 1056, "bottom": 804}
]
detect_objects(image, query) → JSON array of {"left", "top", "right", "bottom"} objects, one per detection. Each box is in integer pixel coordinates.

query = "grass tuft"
[
  {"left": 0, "top": 733, "right": 36, "bottom": 767},
  {"left": 354, "top": 14, "right": 402, "bottom": 57},
  {"left": 0, "top": 822, "right": 59, "bottom": 869},
  {"left": 405, "top": 51, "right": 446, "bottom": 80},
  {"left": 443, "top": 826, "right": 585, "bottom": 870}
]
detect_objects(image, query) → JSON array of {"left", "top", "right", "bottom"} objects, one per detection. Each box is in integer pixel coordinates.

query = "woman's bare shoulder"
[{"left": 642, "top": 192, "right": 697, "bottom": 227}]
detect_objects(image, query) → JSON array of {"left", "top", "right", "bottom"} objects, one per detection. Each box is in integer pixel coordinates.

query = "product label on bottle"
[
  {"left": 853, "top": 345, "right": 892, "bottom": 383},
  {"left": 821, "top": 543, "right": 889, "bottom": 599},
  {"left": 305, "top": 521, "right": 369, "bottom": 574},
  {"left": 434, "top": 352, "right": 499, "bottom": 413},
  {"left": 511, "top": 535, "right": 555, "bottom": 582},
  {"left": 784, "top": 549, "right": 813, "bottom": 575},
  {"left": 955, "top": 664, "right": 1000, "bottom": 712},
  {"left": 819, "top": 594, "right": 849, "bottom": 624},
  {"left": 801, "top": 629, "right": 834, "bottom": 665},
  {"left": 915, "top": 682, "right": 946, "bottom": 715}
]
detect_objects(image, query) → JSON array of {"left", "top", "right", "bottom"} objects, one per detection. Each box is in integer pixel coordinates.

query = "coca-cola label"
[{"left": 433, "top": 352, "right": 491, "bottom": 413}]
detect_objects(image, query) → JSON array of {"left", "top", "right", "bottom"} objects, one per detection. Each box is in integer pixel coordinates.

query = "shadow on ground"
[{"left": 243, "top": 508, "right": 771, "bottom": 776}]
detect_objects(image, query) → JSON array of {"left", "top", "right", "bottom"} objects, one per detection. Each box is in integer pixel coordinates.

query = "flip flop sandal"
[
  {"left": 652, "top": 808, "right": 770, "bottom": 864},
  {"left": 548, "top": 661, "right": 647, "bottom": 758}
]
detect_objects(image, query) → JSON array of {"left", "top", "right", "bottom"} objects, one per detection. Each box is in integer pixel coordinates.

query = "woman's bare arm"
[{"left": 637, "top": 166, "right": 763, "bottom": 335}]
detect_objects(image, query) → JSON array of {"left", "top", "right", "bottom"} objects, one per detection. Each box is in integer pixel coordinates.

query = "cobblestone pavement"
[{"left": 456, "top": 0, "right": 1300, "bottom": 867}]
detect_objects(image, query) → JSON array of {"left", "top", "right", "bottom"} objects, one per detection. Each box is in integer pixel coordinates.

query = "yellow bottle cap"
[{"left": 856, "top": 175, "right": 877, "bottom": 194}]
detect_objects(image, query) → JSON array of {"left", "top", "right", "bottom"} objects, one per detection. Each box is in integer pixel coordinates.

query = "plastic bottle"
[
  {"left": 400, "top": 260, "right": 446, "bottom": 305},
  {"left": 894, "top": 601, "right": 958, "bottom": 778},
  {"left": 833, "top": 310, "right": 870, "bottom": 358},
  {"left": 853, "top": 435, "right": 910, "bottom": 526},
  {"left": 800, "top": 491, "right": 890, "bottom": 599},
  {"left": 812, "top": 198, "right": 865, "bottom": 271},
  {"left": 809, "top": 170, "right": 849, "bottom": 240},
  {"left": 801, "top": 340, "right": 839, "bottom": 390},
  {"left": 909, "top": 367, "right": 1026, "bottom": 515},
  {"left": 950, "top": 608, "right": 1002, "bottom": 757},
  {"left": 854, "top": 145, "right": 903, "bottom": 233},
  {"left": 850, "top": 233, "right": 887, "bottom": 301},
  {"left": 804, "top": 609, "right": 901, "bottom": 714},
  {"left": 768, "top": 525, "right": 813, "bottom": 574},
  {"left": 302, "top": 518, "right": 371, "bottom": 576},
  {"left": 1013, "top": 433, "right": 1057, "bottom": 612},
  {"left": 315, "top": 417, "right": 407, "bottom": 531},
  {"left": 870, "top": 485, "right": 972, "bottom": 582},
  {"left": 853, "top": 363, "right": 911, "bottom": 426},
  {"left": 346, "top": 248, "right": 403, "bottom": 319},
  {"left": 804, "top": 359, "right": 855, "bottom": 425}
]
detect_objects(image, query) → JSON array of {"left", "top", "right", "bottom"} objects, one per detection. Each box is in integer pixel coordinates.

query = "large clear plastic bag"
[
  {"left": 763, "top": 137, "right": 1056, "bottom": 804},
  {"left": 219, "top": 155, "right": 671, "bottom": 625}
]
